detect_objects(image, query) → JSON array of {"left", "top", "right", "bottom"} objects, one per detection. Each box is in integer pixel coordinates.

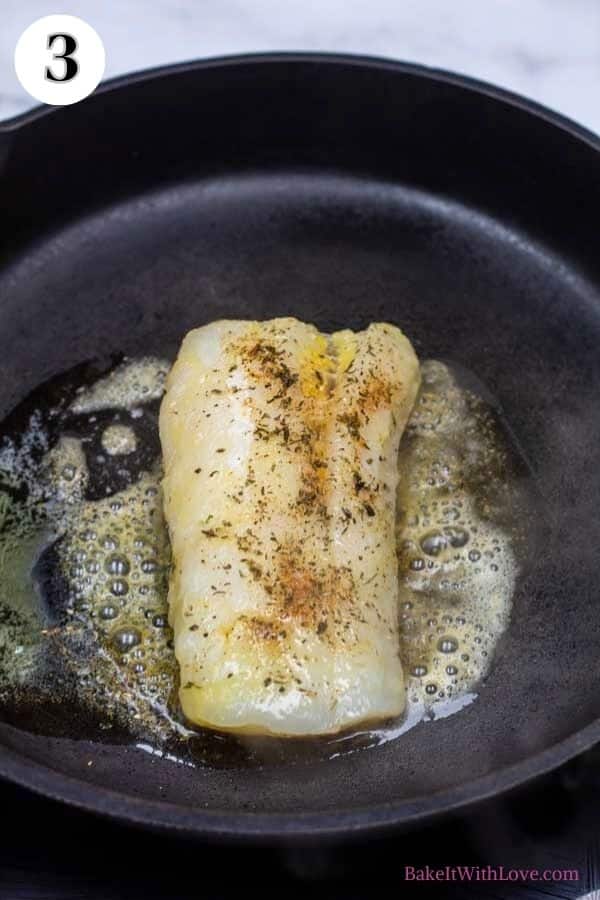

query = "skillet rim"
[
  {"left": 1, "top": 718, "right": 599, "bottom": 841},
  {"left": 0, "top": 51, "right": 599, "bottom": 840},
  {"left": 1, "top": 50, "right": 598, "bottom": 148}
]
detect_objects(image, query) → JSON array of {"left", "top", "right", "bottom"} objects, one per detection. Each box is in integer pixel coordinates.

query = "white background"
[{"left": 2, "top": 0, "right": 599, "bottom": 133}]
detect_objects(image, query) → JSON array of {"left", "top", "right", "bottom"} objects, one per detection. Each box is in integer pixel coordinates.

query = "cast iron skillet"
[{"left": 0, "top": 53, "right": 598, "bottom": 841}]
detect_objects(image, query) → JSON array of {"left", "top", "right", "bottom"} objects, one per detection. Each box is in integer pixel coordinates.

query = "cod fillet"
[{"left": 159, "top": 317, "right": 420, "bottom": 735}]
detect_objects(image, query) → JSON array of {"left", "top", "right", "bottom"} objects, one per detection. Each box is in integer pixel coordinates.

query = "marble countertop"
[{"left": 1, "top": 0, "right": 599, "bottom": 133}]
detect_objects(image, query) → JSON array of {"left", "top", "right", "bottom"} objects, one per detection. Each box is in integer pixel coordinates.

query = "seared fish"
[{"left": 160, "top": 318, "right": 420, "bottom": 735}]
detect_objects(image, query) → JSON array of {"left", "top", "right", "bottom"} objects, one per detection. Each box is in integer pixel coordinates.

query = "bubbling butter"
[
  {"left": 0, "top": 359, "right": 179, "bottom": 740},
  {"left": 396, "top": 361, "right": 519, "bottom": 712},
  {"left": 70, "top": 357, "right": 169, "bottom": 414},
  {"left": 101, "top": 424, "right": 138, "bottom": 456}
]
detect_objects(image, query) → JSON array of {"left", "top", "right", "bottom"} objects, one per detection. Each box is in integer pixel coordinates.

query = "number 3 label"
[
  {"left": 15, "top": 15, "right": 105, "bottom": 106},
  {"left": 45, "top": 33, "right": 79, "bottom": 83}
]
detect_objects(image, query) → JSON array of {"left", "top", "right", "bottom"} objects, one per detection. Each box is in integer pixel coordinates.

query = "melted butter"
[
  {"left": 0, "top": 353, "right": 531, "bottom": 765},
  {"left": 56, "top": 460, "right": 180, "bottom": 737},
  {"left": 101, "top": 424, "right": 138, "bottom": 456},
  {"left": 396, "top": 360, "right": 520, "bottom": 711},
  {"left": 0, "top": 360, "right": 181, "bottom": 742},
  {"left": 70, "top": 357, "right": 169, "bottom": 414}
]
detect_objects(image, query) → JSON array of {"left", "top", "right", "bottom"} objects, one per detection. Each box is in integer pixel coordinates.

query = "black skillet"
[{"left": 0, "top": 53, "right": 599, "bottom": 841}]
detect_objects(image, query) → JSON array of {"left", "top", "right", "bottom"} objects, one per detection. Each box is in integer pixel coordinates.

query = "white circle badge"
[{"left": 15, "top": 15, "right": 105, "bottom": 106}]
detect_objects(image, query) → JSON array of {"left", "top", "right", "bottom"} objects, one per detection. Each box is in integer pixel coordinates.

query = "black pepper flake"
[
  {"left": 242, "top": 558, "right": 263, "bottom": 579},
  {"left": 339, "top": 411, "right": 361, "bottom": 440},
  {"left": 364, "top": 503, "right": 376, "bottom": 517},
  {"left": 353, "top": 471, "right": 366, "bottom": 493}
]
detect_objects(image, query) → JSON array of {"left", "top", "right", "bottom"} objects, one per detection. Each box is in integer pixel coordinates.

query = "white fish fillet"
[{"left": 159, "top": 317, "right": 420, "bottom": 736}]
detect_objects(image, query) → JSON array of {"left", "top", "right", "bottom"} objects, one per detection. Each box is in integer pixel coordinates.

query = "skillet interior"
[{"left": 0, "top": 55, "right": 599, "bottom": 837}]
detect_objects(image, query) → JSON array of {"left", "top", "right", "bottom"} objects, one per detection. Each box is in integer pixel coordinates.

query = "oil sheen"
[{"left": 0, "top": 355, "right": 530, "bottom": 765}]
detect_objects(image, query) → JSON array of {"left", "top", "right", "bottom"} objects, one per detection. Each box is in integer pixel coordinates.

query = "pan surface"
[{"left": 0, "top": 53, "right": 599, "bottom": 840}]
